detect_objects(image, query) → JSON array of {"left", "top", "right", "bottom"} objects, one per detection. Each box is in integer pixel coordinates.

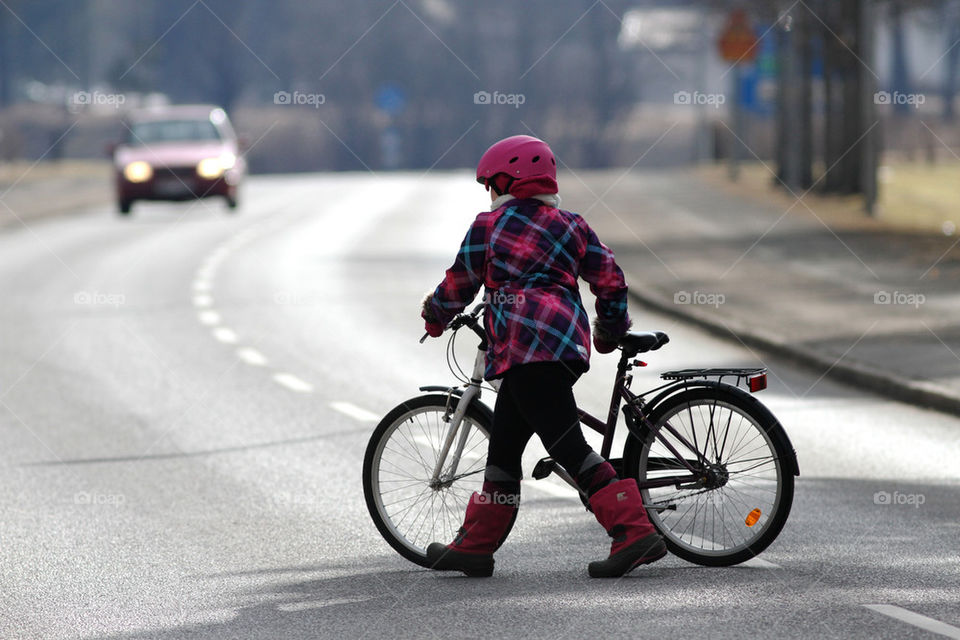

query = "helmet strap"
[{"left": 487, "top": 174, "right": 515, "bottom": 197}]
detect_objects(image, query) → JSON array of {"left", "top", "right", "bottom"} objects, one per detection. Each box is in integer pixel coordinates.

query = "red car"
[{"left": 112, "top": 105, "right": 246, "bottom": 215}]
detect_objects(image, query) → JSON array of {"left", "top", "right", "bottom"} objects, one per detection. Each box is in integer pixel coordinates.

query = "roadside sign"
[{"left": 718, "top": 9, "right": 758, "bottom": 64}]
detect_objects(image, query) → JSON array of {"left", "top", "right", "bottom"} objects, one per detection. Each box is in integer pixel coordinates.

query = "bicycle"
[{"left": 363, "top": 303, "right": 799, "bottom": 567}]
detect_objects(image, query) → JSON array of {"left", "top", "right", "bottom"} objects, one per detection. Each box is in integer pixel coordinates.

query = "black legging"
[{"left": 485, "top": 361, "right": 600, "bottom": 489}]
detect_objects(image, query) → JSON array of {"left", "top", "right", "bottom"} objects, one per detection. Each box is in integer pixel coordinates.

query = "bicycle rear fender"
[{"left": 623, "top": 379, "right": 800, "bottom": 477}]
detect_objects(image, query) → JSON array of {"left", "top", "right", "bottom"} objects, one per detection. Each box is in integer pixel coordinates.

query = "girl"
[{"left": 420, "top": 135, "right": 665, "bottom": 578}]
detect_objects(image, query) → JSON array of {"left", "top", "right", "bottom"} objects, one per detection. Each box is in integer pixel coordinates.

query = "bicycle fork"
[{"left": 429, "top": 348, "right": 487, "bottom": 487}]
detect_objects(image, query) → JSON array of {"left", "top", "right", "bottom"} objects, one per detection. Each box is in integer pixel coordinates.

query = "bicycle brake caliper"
[{"left": 442, "top": 389, "right": 456, "bottom": 422}]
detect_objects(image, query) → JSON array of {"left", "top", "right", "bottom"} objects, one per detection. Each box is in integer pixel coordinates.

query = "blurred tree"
[
  {"left": 944, "top": 0, "right": 960, "bottom": 120},
  {"left": 889, "top": 0, "right": 912, "bottom": 116}
]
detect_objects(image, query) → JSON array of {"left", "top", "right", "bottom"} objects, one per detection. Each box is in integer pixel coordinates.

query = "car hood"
[{"left": 115, "top": 142, "right": 236, "bottom": 168}]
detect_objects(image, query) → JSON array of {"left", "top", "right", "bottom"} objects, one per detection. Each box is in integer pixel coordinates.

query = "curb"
[
  {"left": 0, "top": 178, "right": 112, "bottom": 231},
  {"left": 627, "top": 285, "right": 960, "bottom": 418}
]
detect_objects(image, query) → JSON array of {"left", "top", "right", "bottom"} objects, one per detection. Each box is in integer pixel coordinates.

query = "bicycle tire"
[
  {"left": 363, "top": 394, "right": 493, "bottom": 568},
  {"left": 624, "top": 386, "right": 794, "bottom": 567}
]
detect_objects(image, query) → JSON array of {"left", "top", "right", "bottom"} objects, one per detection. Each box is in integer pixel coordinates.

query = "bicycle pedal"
[{"left": 532, "top": 457, "right": 557, "bottom": 480}]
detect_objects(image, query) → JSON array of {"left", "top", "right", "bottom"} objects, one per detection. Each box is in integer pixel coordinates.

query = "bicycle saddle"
[{"left": 618, "top": 331, "right": 669, "bottom": 357}]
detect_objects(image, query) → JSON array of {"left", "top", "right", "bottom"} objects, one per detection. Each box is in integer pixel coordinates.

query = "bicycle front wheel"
[
  {"left": 362, "top": 394, "right": 492, "bottom": 567},
  {"left": 624, "top": 386, "right": 795, "bottom": 567}
]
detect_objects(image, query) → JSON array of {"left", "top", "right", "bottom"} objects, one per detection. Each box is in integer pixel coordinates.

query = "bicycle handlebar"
[{"left": 419, "top": 303, "right": 486, "bottom": 343}]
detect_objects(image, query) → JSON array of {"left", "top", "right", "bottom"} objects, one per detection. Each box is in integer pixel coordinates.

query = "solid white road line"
[
  {"left": 236, "top": 347, "right": 268, "bottom": 366},
  {"left": 192, "top": 279, "right": 212, "bottom": 292},
  {"left": 192, "top": 294, "right": 213, "bottom": 308},
  {"left": 863, "top": 605, "right": 960, "bottom": 638},
  {"left": 197, "top": 310, "right": 221, "bottom": 326},
  {"left": 330, "top": 401, "right": 379, "bottom": 422},
  {"left": 273, "top": 372, "right": 314, "bottom": 393},
  {"left": 212, "top": 328, "right": 238, "bottom": 344}
]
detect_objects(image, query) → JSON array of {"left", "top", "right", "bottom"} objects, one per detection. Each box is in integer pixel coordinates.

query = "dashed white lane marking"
[
  {"left": 524, "top": 478, "right": 580, "bottom": 499},
  {"left": 236, "top": 347, "right": 268, "bottom": 366},
  {"left": 193, "top": 220, "right": 316, "bottom": 395},
  {"left": 330, "top": 401, "right": 379, "bottom": 422},
  {"left": 277, "top": 597, "right": 379, "bottom": 612},
  {"left": 741, "top": 556, "right": 781, "bottom": 569},
  {"left": 273, "top": 372, "right": 314, "bottom": 393},
  {"left": 863, "top": 605, "right": 960, "bottom": 638},
  {"left": 409, "top": 435, "right": 484, "bottom": 462},
  {"left": 682, "top": 535, "right": 781, "bottom": 568},
  {"left": 212, "top": 327, "right": 238, "bottom": 344}
]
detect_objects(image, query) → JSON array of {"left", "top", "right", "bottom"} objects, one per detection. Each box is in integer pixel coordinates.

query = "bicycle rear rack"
[{"left": 660, "top": 367, "right": 768, "bottom": 392}]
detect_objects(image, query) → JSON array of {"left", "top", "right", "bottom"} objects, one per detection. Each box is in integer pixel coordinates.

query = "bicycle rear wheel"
[
  {"left": 362, "top": 394, "right": 492, "bottom": 567},
  {"left": 624, "top": 386, "right": 795, "bottom": 566}
]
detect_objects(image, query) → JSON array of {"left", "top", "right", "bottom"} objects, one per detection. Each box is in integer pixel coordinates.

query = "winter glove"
[
  {"left": 425, "top": 319, "right": 444, "bottom": 338},
  {"left": 422, "top": 292, "right": 445, "bottom": 338},
  {"left": 592, "top": 316, "right": 631, "bottom": 354},
  {"left": 593, "top": 334, "right": 618, "bottom": 354}
]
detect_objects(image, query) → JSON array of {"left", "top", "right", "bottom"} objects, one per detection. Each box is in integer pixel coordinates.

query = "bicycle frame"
[
  {"left": 577, "top": 351, "right": 714, "bottom": 491},
  {"left": 427, "top": 338, "right": 708, "bottom": 493},
  {"left": 424, "top": 305, "right": 781, "bottom": 495}
]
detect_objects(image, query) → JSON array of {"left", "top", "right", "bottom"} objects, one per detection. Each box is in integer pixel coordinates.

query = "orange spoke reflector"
[{"left": 745, "top": 508, "right": 762, "bottom": 527}]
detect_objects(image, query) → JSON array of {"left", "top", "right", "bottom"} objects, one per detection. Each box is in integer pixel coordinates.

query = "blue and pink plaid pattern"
[{"left": 425, "top": 198, "right": 631, "bottom": 380}]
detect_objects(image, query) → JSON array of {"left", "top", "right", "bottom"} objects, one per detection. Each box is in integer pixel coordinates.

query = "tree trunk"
[
  {"left": 838, "top": 0, "right": 862, "bottom": 194},
  {"left": 822, "top": 0, "right": 844, "bottom": 192},
  {"left": 798, "top": 6, "right": 813, "bottom": 189}
]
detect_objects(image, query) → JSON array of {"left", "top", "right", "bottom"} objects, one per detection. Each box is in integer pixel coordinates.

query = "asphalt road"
[{"left": 1, "top": 172, "right": 958, "bottom": 640}]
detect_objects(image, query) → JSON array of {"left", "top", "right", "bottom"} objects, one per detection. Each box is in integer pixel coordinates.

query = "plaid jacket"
[{"left": 425, "top": 197, "right": 630, "bottom": 380}]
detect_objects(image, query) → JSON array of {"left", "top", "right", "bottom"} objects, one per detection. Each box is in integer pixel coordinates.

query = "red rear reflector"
[{"left": 749, "top": 374, "right": 767, "bottom": 393}]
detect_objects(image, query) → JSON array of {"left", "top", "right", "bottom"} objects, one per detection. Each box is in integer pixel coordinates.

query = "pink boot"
[
  {"left": 426, "top": 492, "right": 517, "bottom": 577},
  {"left": 588, "top": 479, "right": 667, "bottom": 578}
]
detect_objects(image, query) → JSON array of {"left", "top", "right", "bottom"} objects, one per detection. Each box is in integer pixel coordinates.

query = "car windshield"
[{"left": 126, "top": 119, "right": 221, "bottom": 145}]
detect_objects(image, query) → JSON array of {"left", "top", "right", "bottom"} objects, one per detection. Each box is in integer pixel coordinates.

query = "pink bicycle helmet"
[{"left": 476, "top": 135, "right": 557, "bottom": 195}]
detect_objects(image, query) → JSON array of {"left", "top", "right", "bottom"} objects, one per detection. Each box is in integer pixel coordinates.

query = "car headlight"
[
  {"left": 123, "top": 161, "right": 153, "bottom": 183},
  {"left": 196, "top": 153, "right": 235, "bottom": 180},
  {"left": 196, "top": 158, "right": 224, "bottom": 179}
]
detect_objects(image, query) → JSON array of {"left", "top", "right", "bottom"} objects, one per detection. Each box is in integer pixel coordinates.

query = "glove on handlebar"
[{"left": 421, "top": 292, "right": 445, "bottom": 338}]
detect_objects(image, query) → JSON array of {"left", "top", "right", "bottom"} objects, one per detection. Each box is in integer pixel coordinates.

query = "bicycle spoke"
[
  {"left": 639, "top": 395, "right": 785, "bottom": 559},
  {"left": 370, "top": 406, "right": 488, "bottom": 558}
]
